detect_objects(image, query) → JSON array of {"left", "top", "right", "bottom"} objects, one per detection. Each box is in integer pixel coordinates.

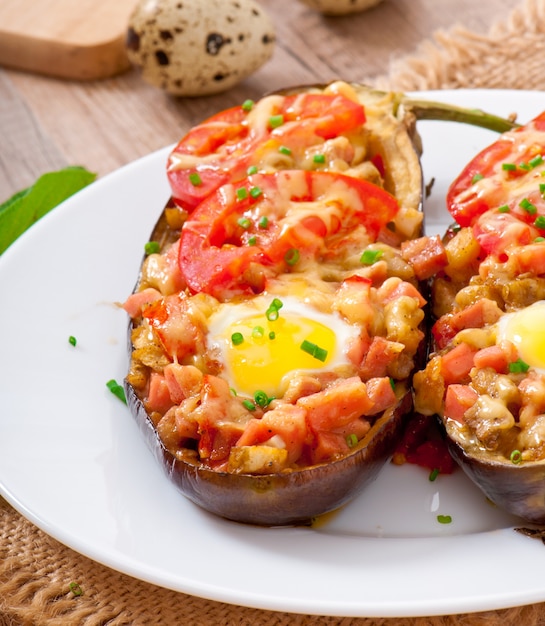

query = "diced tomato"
[
  {"left": 400, "top": 234, "right": 448, "bottom": 280},
  {"left": 163, "top": 363, "right": 204, "bottom": 404},
  {"left": 440, "top": 342, "right": 478, "bottom": 385},
  {"left": 473, "top": 209, "right": 537, "bottom": 258},
  {"left": 444, "top": 384, "right": 478, "bottom": 424},
  {"left": 510, "top": 242, "right": 545, "bottom": 275},
  {"left": 178, "top": 171, "right": 400, "bottom": 298}
]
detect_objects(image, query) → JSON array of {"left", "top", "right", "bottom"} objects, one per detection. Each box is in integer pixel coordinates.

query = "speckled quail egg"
[
  {"left": 126, "top": 0, "right": 276, "bottom": 97},
  {"left": 298, "top": 0, "right": 383, "bottom": 15}
]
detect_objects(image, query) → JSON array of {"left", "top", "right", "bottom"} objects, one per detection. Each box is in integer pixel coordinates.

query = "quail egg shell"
[
  {"left": 297, "top": 0, "right": 383, "bottom": 16},
  {"left": 126, "top": 0, "right": 276, "bottom": 96}
]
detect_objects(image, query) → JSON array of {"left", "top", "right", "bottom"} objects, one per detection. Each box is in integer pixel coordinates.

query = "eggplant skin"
[
  {"left": 446, "top": 437, "right": 545, "bottom": 524},
  {"left": 125, "top": 381, "right": 412, "bottom": 526}
]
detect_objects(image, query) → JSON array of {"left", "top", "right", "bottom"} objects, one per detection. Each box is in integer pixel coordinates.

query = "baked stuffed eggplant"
[
  {"left": 123, "top": 81, "right": 516, "bottom": 525},
  {"left": 414, "top": 111, "right": 545, "bottom": 523}
]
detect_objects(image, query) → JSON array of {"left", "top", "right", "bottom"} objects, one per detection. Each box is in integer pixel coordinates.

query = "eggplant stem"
[{"left": 401, "top": 97, "right": 521, "bottom": 133}]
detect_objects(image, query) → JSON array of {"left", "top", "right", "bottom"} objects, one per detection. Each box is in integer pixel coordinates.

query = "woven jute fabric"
[{"left": 4, "top": 1, "right": 545, "bottom": 624}]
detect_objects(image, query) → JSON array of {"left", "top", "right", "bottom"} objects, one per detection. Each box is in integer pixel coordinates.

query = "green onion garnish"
[
  {"left": 252, "top": 325, "right": 265, "bottom": 338},
  {"left": 241, "top": 99, "right": 254, "bottom": 112},
  {"left": 520, "top": 198, "right": 537, "bottom": 214},
  {"left": 237, "top": 216, "right": 251, "bottom": 229},
  {"left": 254, "top": 390, "right": 270, "bottom": 408},
  {"left": 242, "top": 399, "right": 256, "bottom": 411},
  {"left": 279, "top": 145, "right": 292, "bottom": 155},
  {"left": 236, "top": 187, "right": 248, "bottom": 201},
  {"left": 300, "top": 339, "right": 328, "bottom": 362},
  {"left": 519, "top": 162, "right": 532, "bottom": 171},
  {"left": 389, "top": 377, "right": 396, "bottom": 390},
  {"left": 284, "top": 248, "right": 300, "bottom": 266},
  {"left": 248, "top": 236, "right": 257, "bottom": 246},
  {"left": 535, "top": 216, "right": 545, "bottom": 229},
  {"left": 536, "top": 237, "right": 545, "bottom": 243},
  {"left": 346, "top": 433, "right": 358, "bottom": 448},
  {"left": 497, "top": 205, "right": 510, "bottom": 213},
  {"left": 530, "top": 155, "right": 544, "bottom": 168},
  {"left": 266, "top": 298, "right": 283, "bottom": 321},
  {"left": 509, "top": 358, "right": 530, "bottom": 373},
  {"left": 313, "top": 153, "right": 326, "bottom": 164},
  {"left": 249, "top": 186, "right": 262, "bottom": 199},
  {"left": 68, "top": 335, "right": 77, "bottom": 347},
  {"left": 471, "top": 173, "right": 484, "bottom": 184},
  {"left": 247, "top": 165, "right": 258, "bottom": 175},
  {"left": 258, "top": 215, "right": 269, "bottom": 229},
  {"left": 188, "top": 172, "right": 202, "bottom": 186},
  {"left": 231, "top": 332, "right": 244, "bottom": 346},
  {"left": 269, "top": 114, "right": 284, "bottom": 129},
  {"left": 269, "top": 331, "right": 276, "bottom": 340},
  {"left": 510, "top": 449, "right": 523, "bottom": 464},
  {"left": 106, "top": 379, "right": 127, "bottom": 405},
  {"left": 69, "top": 582, "right": 83, "bottom": 597},
  {"left": 360, "top": 249, "right": 383, "bottom": 265},
  {"left": 502, "top": 162, "right": 517, "bottom": 171},
  {"left": 144, "top": 240, "right": 160, "bottom": 255},
  {"left": 429, "top": 468, "right": 440, "bottom": 482},
  {"left": 437, "top": 514, "right": 452, "bottom": 524}
]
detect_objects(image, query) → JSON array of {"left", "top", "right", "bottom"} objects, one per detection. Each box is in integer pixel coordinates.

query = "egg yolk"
[
  {"left": 501, "top": 304, "right": 545, "bottom": 371},
  {"left": 222, "top": 311, "right": 337, "bottom": 397}
]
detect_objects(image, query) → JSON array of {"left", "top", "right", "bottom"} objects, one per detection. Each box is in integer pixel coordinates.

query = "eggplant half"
[{"left": 123, "top": 82, "right": 517, "bottom": 526}]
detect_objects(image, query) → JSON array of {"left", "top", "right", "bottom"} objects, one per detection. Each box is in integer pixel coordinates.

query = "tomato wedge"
[
  {"left": 447, "top": 111, "right": 545, "bottom": 227},
  {"left": 167, "top": 93, "right": 366, "bottom": 212},
  {"left": 178, "top": 170, "right": 400, "bottom": 299}
]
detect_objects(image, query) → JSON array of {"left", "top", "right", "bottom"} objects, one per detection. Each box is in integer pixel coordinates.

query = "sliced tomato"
[
  {"left": 447, "top": 111, "right": 545, "bottom": 227},
  {"left": 167, "top": 93, "right": 366, "bottom": 212},
  {"left": 178, "top": 170, "right": 400, "bottom": 298}
]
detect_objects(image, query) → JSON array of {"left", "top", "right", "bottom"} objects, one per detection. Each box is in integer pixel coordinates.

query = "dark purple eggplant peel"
[{"left": 123, "top": 82, "right": 518, "bottom": 526}]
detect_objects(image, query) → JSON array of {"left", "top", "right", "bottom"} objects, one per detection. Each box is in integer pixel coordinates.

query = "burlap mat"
[{"left": 4, "top": 1, "right": 545, "bottom": 624}]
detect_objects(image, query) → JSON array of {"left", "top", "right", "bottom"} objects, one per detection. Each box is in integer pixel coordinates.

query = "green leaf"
[{"left": 0, "top": 166, "right": 96, "bottom": 255}]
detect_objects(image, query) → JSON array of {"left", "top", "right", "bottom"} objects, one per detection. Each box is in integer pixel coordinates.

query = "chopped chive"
[
  {"left": 519, "top": 162, "right": 532, "bottom": 171},
  {"left": 429, "top": 468, "right": 440, "bottom": 482},
  {"left": 266, "top": 298, "right": 283, "bottom": 321},
  {"left": 247, "top": 165, "right": 258, "bottom": 175},
  {"left": 510, "top": 449, "right": 523, "bottom": 464},
  {"left": 360, "top": 249, "right": 383, "bottom": 265},
  {"left": 300, "top": 339, "right": 328, "bottom": 362},
  {"left": 279, "top": 145, "right": 292, "bottom": 156},
  {"left": 540, "top": 183, "right": 545, "bottom": 195},
  {"left": 248, "top": 235, "right": 257, "bottom": 246},
  {"left": 437, "top": 514, "right": 452, "bottom": 524},
  {"left": 231, "top": 332, "right": 244, "bottom": 346},
  {"left": 258, "top": 215, "right": 269, "bottom": 229},
  {"left": 346, "top": 433, "right": 358, "bottom": 448},
  {"left": 284, "top": 248, "right": 300, "bottom": 266},
  {"left": 252, "top": 325, "right": 265, "bottom": 338},
  {"left": 106, "top": 379, "right": 127, "bottom": 404},
  {"left": 249, "top": 186, "right": 262, "bottom": 199},
  {"left": 241, "top": 99, "right": 254, "bottom": 112},
  {"left": 269, "top": 114, "right": 284, "bottom": 129},
  {"left": 313, "top": 153, "right": 326, "bottom": 164},
  {"left": 144, "top": 240, "right": 160, "bottom": 255},
  {"left": 230, "top": 387, "right": 238, "bottom": 396},
  {"left": 502, "top": 162, "right": 517, "bottom": 171},
  {"left": 471, "top": 173, "right": 484, "bottom": 184},
  {"left": 520, "top": 198, "right": 537, "bottom": 214},
  {"left": 530, "top": 155, "right": 544, "bottom": 168},
  {"left": 254, "top": 390, "right": 270, "bottom": 408},
  {"left": 237, "top": 216, "right": 251, "bottom": 229},
  {"left": 68, "top": 335, "right": 77, "bottom": 347},
  {"left": 497, "top": 205, "right": 510, "bottom": 213},
  {"left": 535, "top": 215, "right": 545, "bottom": 229},
  {"left": 188, "top": 172, "right": 202, "bottom": 186},
  {"left": 509, "top": 358, "right": 530, "bottom": 373},
  {"left": 536, "top": 237, "right": 545, "bottom": 242},
  {"left": 69, "top": 582, "right": 83, "bottom": 597},
  {"left": 242, "top": 399, "right": 256, "bottom": 411},
  {"left": 236, "top": 187, "right": 248, "bottom": 201},
  {"left": 389, "top": 378, "right": 396, "bottom": 390},
  {"left": 269, "top": 331, "right": 276, "bottom": 340}
]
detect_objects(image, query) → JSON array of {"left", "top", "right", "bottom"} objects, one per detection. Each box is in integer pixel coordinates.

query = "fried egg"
[
  {"left": 497, "top": 301, "right": 545, "bottom": 374},
  {"left": 206, "top": 295, "right": 359, "bottom": 398}
]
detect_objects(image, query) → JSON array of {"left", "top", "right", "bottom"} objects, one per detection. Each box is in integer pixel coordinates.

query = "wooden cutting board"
[{"left": 0, "top": 0, "right": 138, "bottom": 80}]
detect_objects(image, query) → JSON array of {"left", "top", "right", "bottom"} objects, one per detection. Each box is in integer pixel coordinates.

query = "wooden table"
[{"left": 1, "top": 0, "right": 539, "bottom": 624}]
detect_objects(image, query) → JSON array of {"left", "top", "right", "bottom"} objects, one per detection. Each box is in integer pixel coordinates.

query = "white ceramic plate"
[{"left": 2, "top": 90, "right": 545, "bottom": 619}]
